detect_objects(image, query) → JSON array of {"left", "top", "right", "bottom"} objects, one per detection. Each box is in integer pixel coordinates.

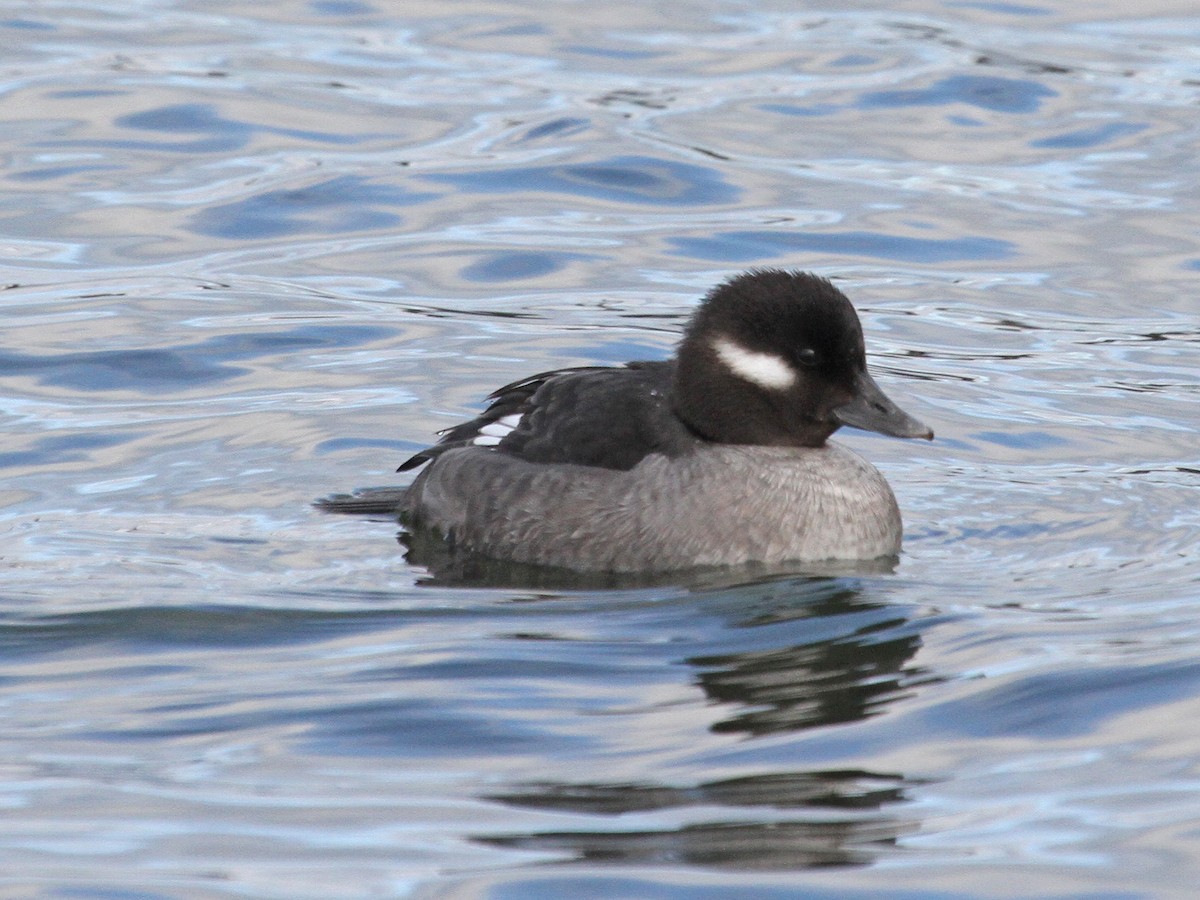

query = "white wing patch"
[
  {"left": 712, "top": 337, "right": 797, "bottom": 390},
  {"left": 472, "top": 413, "right": 523, "bottom": 447}
]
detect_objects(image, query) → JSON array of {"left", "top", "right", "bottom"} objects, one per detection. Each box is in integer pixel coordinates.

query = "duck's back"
[{"left": 402, "top": 441, "right": 902, "bottom": 572}]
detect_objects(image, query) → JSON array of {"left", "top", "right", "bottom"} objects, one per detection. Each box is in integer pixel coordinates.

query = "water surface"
[{"left": 2, "top": 1, "right": 1199, "bottom": 897}]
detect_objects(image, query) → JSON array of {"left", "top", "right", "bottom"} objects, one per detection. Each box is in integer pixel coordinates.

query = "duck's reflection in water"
[
  {"left": 478, "top": 769, "right": 924, "bottom": 869},
  {"left": 473, "top": 578, "right": 937, "bottom": 871}
]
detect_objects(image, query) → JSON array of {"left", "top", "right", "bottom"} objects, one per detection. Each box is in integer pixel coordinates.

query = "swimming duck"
[{"left": 320, "top": 269, "right": 932, "bottom": 572}]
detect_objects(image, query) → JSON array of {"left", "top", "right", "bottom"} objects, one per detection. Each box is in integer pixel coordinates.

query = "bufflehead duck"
[{"left": 320, "top": 269, "right": 933, "bottom": 572}]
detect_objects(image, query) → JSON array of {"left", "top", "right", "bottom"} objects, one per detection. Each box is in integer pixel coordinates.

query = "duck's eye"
[{"left": 796, "top": 348, "right": 819, "bottom": 367}]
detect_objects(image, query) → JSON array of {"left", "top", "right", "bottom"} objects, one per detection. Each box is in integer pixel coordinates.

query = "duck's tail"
[{"left": 314, "top": 487, "right": 409, "bottom": 515}]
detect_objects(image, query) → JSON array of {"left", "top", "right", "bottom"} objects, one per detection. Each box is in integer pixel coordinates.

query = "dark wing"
[{"left": 398, "top": 361, "right": 700, "bottom": 472}]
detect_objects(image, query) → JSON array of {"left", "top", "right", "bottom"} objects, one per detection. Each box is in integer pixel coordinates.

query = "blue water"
[{"left": 2, "top": 1, "right": 1200, "bottom": 897}]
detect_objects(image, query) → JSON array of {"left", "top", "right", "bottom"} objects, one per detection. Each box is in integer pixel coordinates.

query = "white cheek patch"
[
  {"left": 472, "top": 412, "right": 523, "bottom": 446},
  {"left": 712, "top": 337, "right": 797, "bottom": 390}
]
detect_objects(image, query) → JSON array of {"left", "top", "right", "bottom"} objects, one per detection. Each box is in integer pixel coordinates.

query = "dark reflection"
[
  {"left": 487, "top": 770, "right": 917, "bottom": 814},
  {"left": 477, "top": 770, "right": 923, "bottom": 870},
  {"left": 477, "top": 818, "right": 913, "bottom": 869},
  {"left": 691, "top": 601, "right": 929, "bottom": 737},
  {"left": 465, "top": 575, "right": 935, "bottom": 870}
]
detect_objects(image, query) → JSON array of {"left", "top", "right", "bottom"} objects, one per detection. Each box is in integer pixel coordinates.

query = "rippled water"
[{"left": 3, "top": 1, "right": 1199, "bottom": 897}]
